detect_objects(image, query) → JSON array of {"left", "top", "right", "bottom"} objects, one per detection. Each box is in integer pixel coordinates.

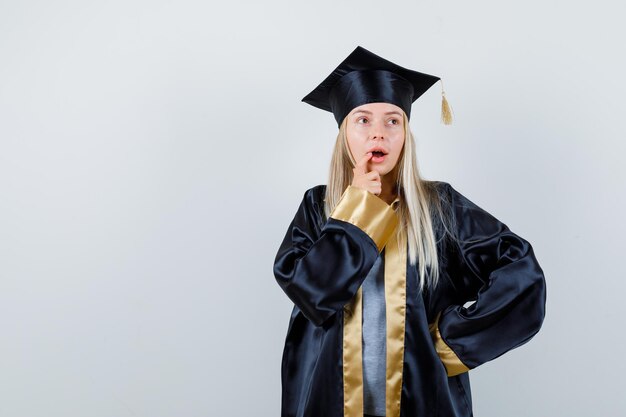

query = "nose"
[{"left": 370, "top": 119, "right": 385, "bottom": 140}]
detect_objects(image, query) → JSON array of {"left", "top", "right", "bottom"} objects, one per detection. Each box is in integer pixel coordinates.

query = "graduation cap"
[{"left": 301, "top": 45, "right": 453, "bottom": 127}]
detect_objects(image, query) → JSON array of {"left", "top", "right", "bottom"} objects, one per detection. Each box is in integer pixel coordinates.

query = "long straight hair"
[{"left": 322, "top": 112, "right": 455, "bottom": 292}]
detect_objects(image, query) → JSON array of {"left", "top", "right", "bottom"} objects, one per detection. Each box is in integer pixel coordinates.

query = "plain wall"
[{"left": 1, "top": 0, "right": 624, "bottom": 416}]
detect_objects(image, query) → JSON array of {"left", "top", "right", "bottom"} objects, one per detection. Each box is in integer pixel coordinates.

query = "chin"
[{"left": 372, "top": 166, "right": 393, "bottom": 176}]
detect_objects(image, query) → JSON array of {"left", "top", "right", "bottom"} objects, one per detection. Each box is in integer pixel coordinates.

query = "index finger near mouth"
[{"left": 355, "top": 152, "right": 372, "bottom": 174}]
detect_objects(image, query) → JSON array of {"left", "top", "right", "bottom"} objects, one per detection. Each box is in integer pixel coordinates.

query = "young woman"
[{"left": 273, "top": 46, "right": 547, "bottom": 417}]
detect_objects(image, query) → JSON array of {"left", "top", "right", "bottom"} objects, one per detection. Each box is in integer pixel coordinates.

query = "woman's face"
[{"left": 345, "top": 102, "right": 405, "bottom": 176}]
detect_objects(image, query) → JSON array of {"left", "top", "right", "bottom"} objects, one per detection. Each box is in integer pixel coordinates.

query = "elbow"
[
  {"left": 526, "top": 270, "right": 547, "bottom": 335},
  {"left": 537, "top": 274, "right": 547, "bottom": 331},
  {"left": 289, "top": 294, "right": 336, "bottom": 328},
  {"left": 290, "top": 286, "right": 337, "bottom": 328},
  {"left": 273, "top": 269, "right": 336, "bottom": 328},
  {"left": 517, "top": 245, "right": 547, "bottom": 331},
  {"left": 302, "top": 308, "right": 334, "bottom": 328}
]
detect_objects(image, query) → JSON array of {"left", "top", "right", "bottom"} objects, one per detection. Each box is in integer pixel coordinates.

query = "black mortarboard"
[{"left": 301, "top": 45, "right": 453, "bottom": 127}]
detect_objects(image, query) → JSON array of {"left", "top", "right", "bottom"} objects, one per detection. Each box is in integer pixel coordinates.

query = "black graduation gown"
[{"left": 273, "top": 181, "right": 547, "bottom": 417}]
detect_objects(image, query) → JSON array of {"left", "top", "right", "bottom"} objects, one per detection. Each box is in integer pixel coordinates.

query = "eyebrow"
[{"left": 353, "top": 110, "right": 403, "bottom": 116}]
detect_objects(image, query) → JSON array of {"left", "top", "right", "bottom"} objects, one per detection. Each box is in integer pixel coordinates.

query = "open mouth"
[{"left": 371, "top": 151, "right": 387, "bottom": 163}]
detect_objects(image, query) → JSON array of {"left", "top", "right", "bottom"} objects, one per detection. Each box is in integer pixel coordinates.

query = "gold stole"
[{"left": 342, "top": 225, "right": 407, "bottom": 417}]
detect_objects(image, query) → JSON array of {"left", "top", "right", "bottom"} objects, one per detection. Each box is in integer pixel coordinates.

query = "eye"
[
  {"left": 357, "top": 117, "right": 368, "bottom": 124},
  {"left": 388, "top": 118, "right": 399, "bottom": 125}
]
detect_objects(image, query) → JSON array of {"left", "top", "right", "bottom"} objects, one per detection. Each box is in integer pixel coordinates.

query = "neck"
[{"left": 378, "top": 169, "right": 399, "bottom": 205}]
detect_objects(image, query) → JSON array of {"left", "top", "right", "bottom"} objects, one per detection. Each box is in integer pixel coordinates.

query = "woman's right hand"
[{"left": 351, "top": 152, "right": 382, "bottom": 196}]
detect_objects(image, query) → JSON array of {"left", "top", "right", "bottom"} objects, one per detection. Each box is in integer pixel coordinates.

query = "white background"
[{"left": 1, "top": 1, "right": 624, "bottom": 416}]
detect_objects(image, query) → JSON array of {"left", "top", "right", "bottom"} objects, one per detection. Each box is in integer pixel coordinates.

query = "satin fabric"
[
  {"left": 273, "top": 181, "right": 547, "bottom": 417},
  {"left": 300, "top": 46, "right": 441, "bottom": 127},
  {"left": 328, "top": 69, "right": 414, "bottom": 127},
  {"left": 330, "top": 185, "right": 403, "bottom": 417}
]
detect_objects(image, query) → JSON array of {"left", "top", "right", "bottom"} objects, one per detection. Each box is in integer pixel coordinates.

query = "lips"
[
  {"left": 368, "top": 147, "right": 388, "bottom": 158},
  {"left": 371, "top": 154, "right": 386, "bottom": 163}
]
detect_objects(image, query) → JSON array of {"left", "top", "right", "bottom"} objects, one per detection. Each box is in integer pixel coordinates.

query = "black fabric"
[
  {"left": 273, "top": 198, "right": 380, "bottom": 327},
  {"left": 301, "top": 45, "right": 440, "bottom": 127},
  {"left": 273, "top": 181, "right": 547, "bottom": 417}
]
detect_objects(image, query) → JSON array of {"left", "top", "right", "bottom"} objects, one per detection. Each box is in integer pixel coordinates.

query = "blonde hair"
[{"left": 322, "top": 112, "right": 454, "bottom": 292}]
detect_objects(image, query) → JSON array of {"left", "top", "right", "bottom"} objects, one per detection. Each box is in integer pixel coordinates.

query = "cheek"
[
  {"left": 389, "top": 138, "right": 405, "bottom": 160},
  {"left": 346, "top": 133, "right": 366, "bottom": 154}
]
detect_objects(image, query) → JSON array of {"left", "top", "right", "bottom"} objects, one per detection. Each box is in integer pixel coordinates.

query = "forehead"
[{"left": 349, "top": 102, "right": 404, "bottom": 115}]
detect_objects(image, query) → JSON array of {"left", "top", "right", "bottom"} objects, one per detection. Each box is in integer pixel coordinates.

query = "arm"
[
  {"left": 430, "top": 183, "right": 547, "bottom": 376},
  {"left": 273, "top": 185, "right": 398, "bottom": 327}
]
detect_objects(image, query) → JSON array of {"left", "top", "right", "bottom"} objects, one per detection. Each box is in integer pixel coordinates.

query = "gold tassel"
[{"left": 441, "top": 90, "right": 453, "bottom": 125}]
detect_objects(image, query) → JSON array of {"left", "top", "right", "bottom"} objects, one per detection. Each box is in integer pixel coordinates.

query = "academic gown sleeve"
[
  {"left": 274, "top": 185, "right": 398, "bottom": 327},
  {"left": 429, "top": 182, "right": 547, "bottom": 377}
]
